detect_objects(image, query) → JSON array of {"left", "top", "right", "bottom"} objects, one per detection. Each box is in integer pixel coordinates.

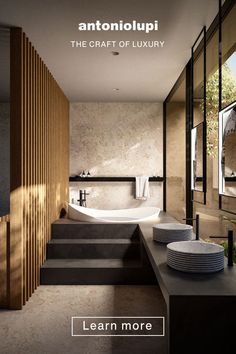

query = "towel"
[{"left": 135, "top": 176, "right": 150, "bottom": 200}]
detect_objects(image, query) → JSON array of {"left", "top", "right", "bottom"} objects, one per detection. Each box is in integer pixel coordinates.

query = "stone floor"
[{"left": 0, "top": 285, "right": 167, "bottom": 354}]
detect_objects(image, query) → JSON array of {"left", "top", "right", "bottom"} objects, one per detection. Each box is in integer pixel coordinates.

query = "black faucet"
[
  {"left": 183, "top": 214, "right": 200, "bottom": 240},
  {"left": 77, "top": 189, "right": 89, "bottom": 207},
  {"left": 210, "top": 230, "right": 234, "bottom": 267}
]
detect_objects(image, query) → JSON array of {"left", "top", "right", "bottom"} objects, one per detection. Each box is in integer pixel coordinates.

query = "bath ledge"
[{"left": 69, "top": 176, "right": 164, "bottom": 182}]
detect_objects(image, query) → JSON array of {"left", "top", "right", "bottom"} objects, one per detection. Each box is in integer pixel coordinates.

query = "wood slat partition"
[{"left": 10, "top": 28, "right": 69, "bottom": 309}]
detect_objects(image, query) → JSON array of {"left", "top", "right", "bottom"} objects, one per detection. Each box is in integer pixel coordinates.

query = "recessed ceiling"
[{"left": 0, "top": 0, "right": 218, "bottom": 102}]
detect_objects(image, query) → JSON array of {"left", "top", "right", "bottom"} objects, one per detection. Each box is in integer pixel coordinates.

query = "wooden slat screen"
[{"left": 9, "top": 28, "right": 69, "bottom": 309}]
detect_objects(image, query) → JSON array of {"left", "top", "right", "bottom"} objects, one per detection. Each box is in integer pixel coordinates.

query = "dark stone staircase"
[{"left": 40, "top": 220, "right": 156, "bottom": 285}]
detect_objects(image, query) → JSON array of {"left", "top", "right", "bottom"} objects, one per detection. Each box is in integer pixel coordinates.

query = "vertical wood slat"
[
  {"left": 26, "top": 37, "right": 30, "bottom": 301},
  {"left": 34, "top": 50, "right": 38, "bottom": 288},
  {"left": 41, "top": 57, "right": 43, "bottom": 267},
  {"left": 22, "top": 33, "right": 27, "bottom": 305},
  {"left": 40, "top": 58, "right": 43, "bottom": 267},
  {"left": 10, "top": 28, "right": 24, "bottom": 310},
  {"left": 32, "top": 46, "right": 36, "bottom": 292},
  {"left": 43, "top": 63, "right": 46, "bottom": 258},
  {"left": 9, "top": 28, "right": 69, "bottom": 309},
  {"left": 35, "top": 52, "right": 39, "bottom": 287},
  {"left": 31, "top": 44, "right": 34, "bottom": 295},
  {"left": 28, "top": 38, "right": 32, "bottom": 299},
  {"left": 41, "top": 63, "right": 44, "bottom": 263},
  {"left": 25, "top": 37, "right": 29, "bottom": 301}
]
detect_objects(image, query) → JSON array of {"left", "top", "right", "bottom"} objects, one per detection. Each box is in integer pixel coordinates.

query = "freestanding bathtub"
[{"left": 68, "top": 203, "right": 160, "bottom": 223}]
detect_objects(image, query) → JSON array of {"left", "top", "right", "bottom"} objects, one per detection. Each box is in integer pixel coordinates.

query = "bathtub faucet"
[{"left": 78, "top": 189, "right": 89, "bottom": 207}]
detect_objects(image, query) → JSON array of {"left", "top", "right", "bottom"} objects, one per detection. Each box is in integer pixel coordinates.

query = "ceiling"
[{"left": 0, "top": 0, "right": 219, "bottom": 102}]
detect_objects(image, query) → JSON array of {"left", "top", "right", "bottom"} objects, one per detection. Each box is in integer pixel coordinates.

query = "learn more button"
[{"left": 71, "top": 316, "right": 165, "bottom": 337}]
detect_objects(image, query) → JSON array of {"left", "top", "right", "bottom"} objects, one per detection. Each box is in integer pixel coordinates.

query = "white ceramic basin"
[
  {"left": 153, "top": 223, "right": 193, "bottom": 243},
  {"left": 167, "top": 241, "right": 225, "bottom": 273}
]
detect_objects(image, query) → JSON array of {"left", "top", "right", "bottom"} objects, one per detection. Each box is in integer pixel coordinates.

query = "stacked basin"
[
  {"left": 153, "top": 223, "right": 193, "bottom": 243},
  {"left": 167, "top": 241, "right": 225, "bottom": 273}
]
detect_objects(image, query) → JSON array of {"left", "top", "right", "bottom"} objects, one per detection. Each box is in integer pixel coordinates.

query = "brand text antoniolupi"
[{"left": 78, "top": 20, "right": 159, "bottom": 33}]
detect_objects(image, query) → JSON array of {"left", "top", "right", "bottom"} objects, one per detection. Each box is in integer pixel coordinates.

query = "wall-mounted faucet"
[
  {"left": 210, "top": 230, "right": 234, "bottom": 267},
  {"left": 183, "top": 214, "right": 200, "bottom": 240},
  {"left": 77, "top": 189, "right": 89, "bottom": 207}
]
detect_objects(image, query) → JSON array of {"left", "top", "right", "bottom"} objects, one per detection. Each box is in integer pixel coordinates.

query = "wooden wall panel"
[{"left": 9, "top": 28, "right": 69, "bottom": 309}]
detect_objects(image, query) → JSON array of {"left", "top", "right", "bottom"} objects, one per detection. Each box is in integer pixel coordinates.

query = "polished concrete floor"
[{"left": 0, "top": 285, "right": 167, "bottom": 354}]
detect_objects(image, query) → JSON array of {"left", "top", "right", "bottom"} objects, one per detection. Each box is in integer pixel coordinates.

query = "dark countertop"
[{"left": 139, "top": 212, "right": 236, "bottom": 298}]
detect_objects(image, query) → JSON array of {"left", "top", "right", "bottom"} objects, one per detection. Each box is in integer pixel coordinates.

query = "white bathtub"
[{"left": 68, "top": 203, "right": 160, "bottom": 223}]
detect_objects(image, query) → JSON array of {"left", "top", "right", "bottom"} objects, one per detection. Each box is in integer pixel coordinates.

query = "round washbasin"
[
  {"left": 153, "top": 223, "right": 193, "bottom": 243},
  {"left": 167, "top": 241, "right": 225, "bottom": 273}
]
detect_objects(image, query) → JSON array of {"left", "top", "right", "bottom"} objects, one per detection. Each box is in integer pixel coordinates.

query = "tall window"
[
  {"left": 166, "top": 72, "right": 186, "bottom": 221},
  {"left": 222, "top": 2, "right": 236, "bottom": 109}
]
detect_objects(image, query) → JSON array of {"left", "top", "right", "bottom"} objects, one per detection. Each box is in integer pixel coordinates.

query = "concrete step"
[
  {"left": 46, "top": 238, "right": 140, "bottom": 259},
  {"left": 40, "top": 258, "right": 156, "bottom": 285},
  {"left": 51, "top": 221, "right": 139, "bottom": 239}
]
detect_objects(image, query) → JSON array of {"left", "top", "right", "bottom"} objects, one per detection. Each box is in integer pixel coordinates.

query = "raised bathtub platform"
[{"left": 41, "top": 219, "right": 156, "bottom": 285}]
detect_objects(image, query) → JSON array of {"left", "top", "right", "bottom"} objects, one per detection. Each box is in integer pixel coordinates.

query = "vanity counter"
[
  {"left": 139, "top": 212, "right": 236, "bottom": 354},
  {"left": 139, "top": 216, "right": 236, "bottom": 300}
]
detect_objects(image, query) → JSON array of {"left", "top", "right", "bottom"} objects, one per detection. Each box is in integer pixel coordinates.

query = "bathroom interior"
[{"left": 0, "top": 0, "right": 236, "bottom": 354}]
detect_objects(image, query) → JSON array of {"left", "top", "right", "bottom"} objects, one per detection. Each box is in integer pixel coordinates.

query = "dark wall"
[{"left": 0, "top": 28, "right": 10, "bottom": 216}]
